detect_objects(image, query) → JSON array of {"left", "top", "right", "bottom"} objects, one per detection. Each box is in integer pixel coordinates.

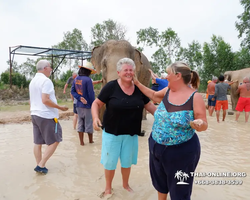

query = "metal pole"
[
  {"left": 9, "top": 47, "right": 12, "bottom": 88},
  {"left": 51, "top": 55, "right": 54, "bottom": 81}
]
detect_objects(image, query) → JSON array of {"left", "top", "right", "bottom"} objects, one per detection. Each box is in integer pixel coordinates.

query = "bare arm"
[
  {"left": 91, "top": 98, "right": 105, "bottom": 131},
  {"left": 149, "top": 69, "right": 158, "bottom": 80},
  {"left": 42, "top": 93, "right": 68, "bottom": 111},
  {"left": 63, "top": 83, "right": 68, "bottom": 93},
  {"left": 144, "top": 101, "right": 157, "bottom": 115},
  {"left": 191, "top": 93, "right": 208, "bottom": 132},
  {"left": 228, "top": 80, "right": 238, "bottom": 85},
  {"left": 135, "top": 81, "right": 167, "bottom": 103},
  {"left": 92, "top": 79, "right": 103, "bottom": 85}
]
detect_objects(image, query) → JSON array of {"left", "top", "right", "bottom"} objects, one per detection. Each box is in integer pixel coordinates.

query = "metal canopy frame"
[{"left": 9, "top": 45, "right": 92, "bottom": 87}]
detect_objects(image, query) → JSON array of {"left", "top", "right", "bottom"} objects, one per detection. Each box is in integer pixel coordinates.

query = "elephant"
[
  {"left": 91, "top": 39, "right": 152, "bottom": 120},
  {"left": 224, "top": 68, "right": 250, "bottom": 110}
]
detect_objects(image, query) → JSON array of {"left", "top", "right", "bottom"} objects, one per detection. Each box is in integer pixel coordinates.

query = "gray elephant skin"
[
  {"left": 91, "top": 40, "right": 152, "bottom": 121},
  {"left": 224, "top": 68, "right": 250, "bottom": 110}
]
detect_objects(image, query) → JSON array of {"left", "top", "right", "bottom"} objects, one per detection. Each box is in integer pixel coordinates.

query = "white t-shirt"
[{"left": 29, "top": 73, "right": 59, "bottom": 119}]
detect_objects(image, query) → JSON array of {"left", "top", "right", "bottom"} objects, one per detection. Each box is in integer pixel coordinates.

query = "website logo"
[{"left": 174, "top": 170, "right": 190, "bottom": 185}]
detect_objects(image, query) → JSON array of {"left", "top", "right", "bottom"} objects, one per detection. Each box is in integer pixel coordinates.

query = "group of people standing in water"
[
  {"left": 30, "top": 58, "right": 209, "bottom": 200},
  {"left": 206, "top": 75, "right": 250, "bottom": 123}
]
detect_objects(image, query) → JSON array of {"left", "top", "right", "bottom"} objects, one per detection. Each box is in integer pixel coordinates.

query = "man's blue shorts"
[
  {"left": 149, "top": 133, "right": 200, "bottom": 199},
  {"left": 208, "top": 95, "right": 216, "bottom": 106},
  {"left": 101, "top": 130, "right": 138, "bottom": 170}
]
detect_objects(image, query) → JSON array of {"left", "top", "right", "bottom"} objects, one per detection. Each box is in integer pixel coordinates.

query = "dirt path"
[{"left": 0, "top": 110, "right": 73, "bottom": 124}]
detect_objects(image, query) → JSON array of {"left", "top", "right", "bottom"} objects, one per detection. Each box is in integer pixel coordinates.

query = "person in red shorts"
[
  {"left": 235, "top": 77, "right": 250, "bottom": 122},
  {"left": 214, "top": 75, "right": 237, "bottom": 122}
]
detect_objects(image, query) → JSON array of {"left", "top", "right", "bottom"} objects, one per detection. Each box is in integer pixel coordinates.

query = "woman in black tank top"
[{"left": 133, "top": 61, "right": 208, "bottom": 200}]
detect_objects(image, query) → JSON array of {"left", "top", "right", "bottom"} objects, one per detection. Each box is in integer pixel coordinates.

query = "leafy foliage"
[
  {"left": 235, "top": 0, "right": 250, "bottom": 48},
  {"left": 0, "top": 72, "right": 29, "bottom": 88},
  {"left": 233, "top": 47, "right": 250, "bottom": 69},
  {"left": 177, "top": 41, "right": 203, "bottom": 71},
  {"left": 137, "top": 27, "right": 181, "bottom": 73},
  {"left": 53, "top": 28, "right": 89, "bottom": 73},
  {"left": 91, "top": 19, "right": 127, "bottom": 47},
  {"left": 199, "top": 35, "right": 234, "bottom": 90}
]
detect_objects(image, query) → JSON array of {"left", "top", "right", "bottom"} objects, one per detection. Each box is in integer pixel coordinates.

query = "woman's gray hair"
[
  {"left": 116, "top": 58, "right": 135, "bottom": 72},
  {"left": 36, "top": 60, "right": 50, "bottom": 71}
]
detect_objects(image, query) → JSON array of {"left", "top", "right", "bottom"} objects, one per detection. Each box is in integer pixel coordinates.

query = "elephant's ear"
[
  {"left": 134, "top": 49, "right": 143, "bottom": 73},
  {"left": 91, "top": 46, "right": 103, "bottom": 74}
]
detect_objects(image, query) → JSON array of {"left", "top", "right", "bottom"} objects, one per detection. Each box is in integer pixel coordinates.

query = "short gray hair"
[
  {"left": 243, "top": 77, "right": 250, "bottom": 83},
  {"left": 212, "top": 77, "right": 218, "bottom": 81},
  {"left": 116, "top": 58, "right": 135, "bottom": 72},
  {"left": 36, "top": 60, "right": 50, "bottom": 71}
]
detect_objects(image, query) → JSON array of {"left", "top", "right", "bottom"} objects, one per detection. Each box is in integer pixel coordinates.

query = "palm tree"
[{"left": 174, "top": 170, "right": 183, "bottom": 181}]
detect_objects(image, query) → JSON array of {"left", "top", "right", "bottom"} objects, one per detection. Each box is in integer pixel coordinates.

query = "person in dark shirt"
[
  {"left": 214, "top": 75, "right": 237, "bottom": 122},
  {"left": 91, "top": 58, "right": 156, "bottom": 197},
  {"left": 71, "top": 62, "right": 96, "bottom": 145}
]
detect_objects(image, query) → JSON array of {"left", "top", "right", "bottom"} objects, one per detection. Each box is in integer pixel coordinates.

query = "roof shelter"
[{"left": 9, "top": 45, "right": 92, "bottom": 87}]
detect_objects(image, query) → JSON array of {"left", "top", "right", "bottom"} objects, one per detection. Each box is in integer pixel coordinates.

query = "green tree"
[
  {"left": 18, "top": 58, "right": 37, "bottom": 79},
  {"left": 136, "top": 27, "right": 181, "bottom": 73},
  {"left": 233, "top": 47, "right": 250, "bottom": 69},
  {"left": 177, "top": 41, "right": 203, "bottom": 71},
  {"left": 235, "top": 0, "right": 250, "bottom": 48},
  {"left": 53, "top": 28, "right": 89, "bottom": 73},
  {"left": 200, "top": 35, "right": 234, "bottom": 90},
  {"left": 90, "top": 19, "right": 127, "bottom": 47},
  {"left": 6, "top": 60, "right": 19, "bottom": 73}
]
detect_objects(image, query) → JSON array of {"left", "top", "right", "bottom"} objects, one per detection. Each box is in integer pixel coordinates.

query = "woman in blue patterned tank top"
[{"left": 133, "top": 61, "right": 208, "bottom": 200}]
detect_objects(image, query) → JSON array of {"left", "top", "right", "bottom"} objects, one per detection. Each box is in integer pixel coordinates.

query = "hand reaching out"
[
  {"left": 59, "top": 105, "right": 69, "bottom": 111},
  {"left": 93, "top": 118, "right": 103, "bottom": 131},
  {"left": 190, "top": 119, "right": 204, "bottom": 132}
]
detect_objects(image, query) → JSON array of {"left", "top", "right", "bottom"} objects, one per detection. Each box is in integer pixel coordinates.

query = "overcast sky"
[{"left": 0, "top": 0, "right": 244, "bottom": 74}]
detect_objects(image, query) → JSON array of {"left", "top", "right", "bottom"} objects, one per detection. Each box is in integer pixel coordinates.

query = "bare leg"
[
  {"left": 210, "top": 106, "right": 215, "bottom": 116},
  {"left": 222, "top": 110, "right": 227, "bottom": 121},
  {"left": 216, "top": 110, "right": 220, "bottom": 122},
  {"left": 158, "top": 192, "right": 168, "bottom": 200},
  {"left": 121, "top": 167, "right": 133, "bottom": 192},
  {"left": 88, "top": 133, "right": 94, "bottom": 143},
  {"left": 208, "top": 106, "right": 212, "bottom": 116},
  {"left": 38, "top": 142, "right": 59, "bottom": 167},
  {"left": 73, "top": 114, "right": 78, "bottom": 130},
  {"left": 235, "top": 111, "right": 241, "bottom": 121},
  {"left": 104, "top": 169, "right": 115, "bottom": 195},
  {"left": 245, "top": 112, "right": 249, "bottom": 122},
  {"left": 78, "top": 132, "right": 84, "bottom": 146},
  {"left": 34, "top": 144, "right": 42, "bottom": 165}
]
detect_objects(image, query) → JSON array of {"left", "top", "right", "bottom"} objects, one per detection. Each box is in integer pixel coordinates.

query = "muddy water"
[{"left": 0, "top": 112, "right": 249, "bottom": 200}]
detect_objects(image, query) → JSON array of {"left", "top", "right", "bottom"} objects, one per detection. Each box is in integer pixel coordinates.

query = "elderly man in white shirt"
[{"left": 29, "top": 60, "right": 68, "bottom": 174}]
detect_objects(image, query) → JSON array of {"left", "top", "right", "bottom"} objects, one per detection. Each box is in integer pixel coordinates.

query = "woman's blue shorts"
[{"left": 101, "top": 129, "right": 138, "bottom": 170}]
